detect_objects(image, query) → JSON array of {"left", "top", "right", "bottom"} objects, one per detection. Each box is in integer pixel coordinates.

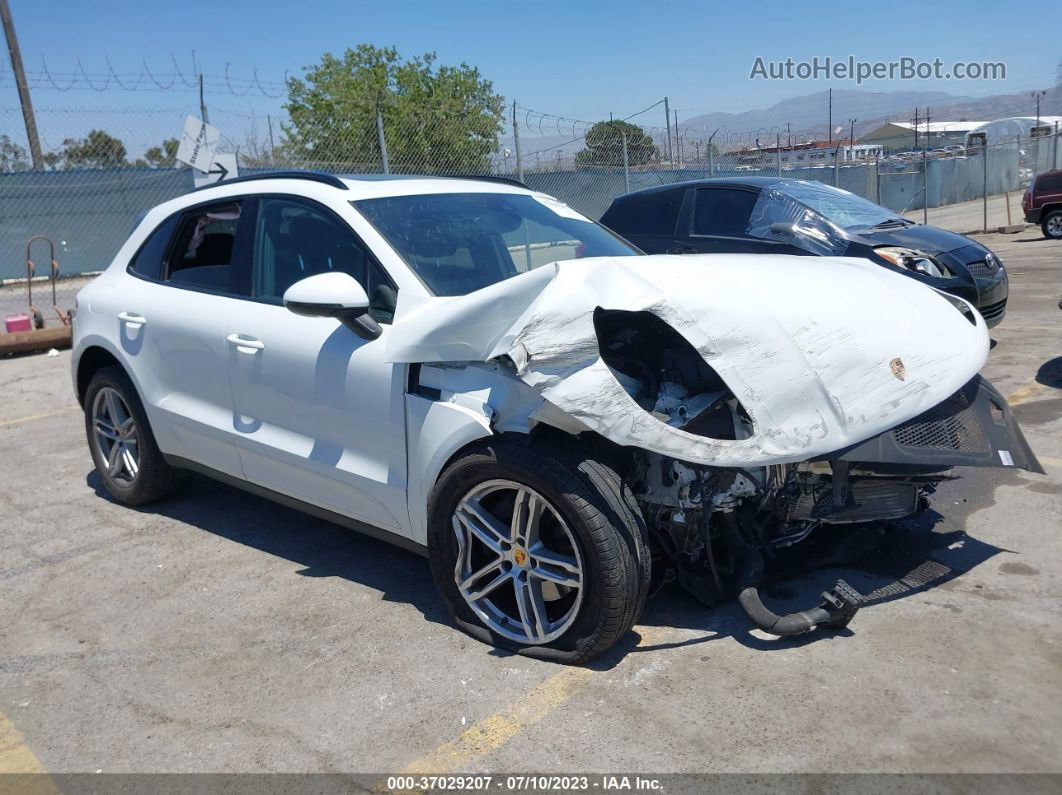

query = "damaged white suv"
[{"left": 73, "top": 172, "right": 1042, "bottom": 663}]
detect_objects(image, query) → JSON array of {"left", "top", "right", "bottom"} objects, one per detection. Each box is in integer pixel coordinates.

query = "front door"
[
  {"left": 224, "top": 196, "right": 410, "bottom": 536},
  {"left": 684, "top": 187, "right": 806, "bottom": 255}
]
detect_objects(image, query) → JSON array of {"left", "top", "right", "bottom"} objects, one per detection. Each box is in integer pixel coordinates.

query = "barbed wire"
[{"left": 0, "top": 54, "right": 291, "bottom": 97}]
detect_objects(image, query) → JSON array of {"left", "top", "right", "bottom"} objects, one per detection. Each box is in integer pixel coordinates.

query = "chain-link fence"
[{"left": 2, "top": 100, "right": 1061, "bottom": 334}]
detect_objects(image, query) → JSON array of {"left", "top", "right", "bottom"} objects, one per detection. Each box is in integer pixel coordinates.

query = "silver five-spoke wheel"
[
  {"left": 92, "top": 386, "right": 140, "bottom": 486},
  {"left": 452, "top": 479, "right": 584, "bottom": 645}
]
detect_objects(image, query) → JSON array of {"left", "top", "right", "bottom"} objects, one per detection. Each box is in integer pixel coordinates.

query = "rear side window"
[
  {"left": 128, "top": 216, "right": 178, "bottom": 280},
  {"left": 1036, "top": 173, "right": 1062, "bottom": 193},
  {"left": 691, "top": 188, "right": 760, "bottom": 237},
  {"left": 604, "top": 190, "right": 682, "bottom": 236},
  {"left": 166, "top": 202, "right": 243, "bottom": 291}
]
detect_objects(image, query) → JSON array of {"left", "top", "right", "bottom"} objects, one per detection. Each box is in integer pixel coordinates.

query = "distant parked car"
[
  {"left": 1022, "top": 169, "right": 1062, "bottom": 239},
  {"left": 601, "top": 177, "right": 1009, "bottom": 327}
]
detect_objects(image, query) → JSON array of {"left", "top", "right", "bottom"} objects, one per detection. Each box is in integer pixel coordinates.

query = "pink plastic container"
[{"left": 4, "top": 313, "right": 32, "bottom": 333}]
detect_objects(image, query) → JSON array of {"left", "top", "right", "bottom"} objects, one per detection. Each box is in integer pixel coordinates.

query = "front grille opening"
[
  {"left": 893, "top": 390, "right": 989, "bottom": 452},
  {"left": 593, "top": 308, "right": 752, "bottom": 440}
]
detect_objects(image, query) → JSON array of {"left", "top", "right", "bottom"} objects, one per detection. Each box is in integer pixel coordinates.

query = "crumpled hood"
[
  {"left": 846, "top": 222, "right": 983, "bottom": 255},
  {"left": 388, "top": 254, "right": 989, "bottom": 467}
]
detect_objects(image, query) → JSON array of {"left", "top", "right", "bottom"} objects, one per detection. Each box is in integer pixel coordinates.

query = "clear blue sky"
[{"left": 1, "top": 0, "right": 1057, "bottom": 125}]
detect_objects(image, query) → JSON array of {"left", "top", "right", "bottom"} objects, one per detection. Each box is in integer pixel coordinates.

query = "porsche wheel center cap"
[{"left": 512, "top": 547, "right": 529, "bottom": 567}]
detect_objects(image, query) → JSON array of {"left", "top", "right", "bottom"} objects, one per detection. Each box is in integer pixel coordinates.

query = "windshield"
[
  {"left": 353, "top": 192, "right": 638, "bottom": 296},
  {"left": 774, "top": 180, "right": 903, "bottom": 229}
]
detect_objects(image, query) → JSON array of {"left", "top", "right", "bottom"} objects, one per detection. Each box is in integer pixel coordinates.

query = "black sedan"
[{"left": 600, "top": 177, "right": 1008, "bottom": 327}]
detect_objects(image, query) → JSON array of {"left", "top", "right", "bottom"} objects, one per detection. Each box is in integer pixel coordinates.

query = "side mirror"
[
  {"left": 282, "top": 272, "right": 382, "bottom": 341},
  {"left": 768, "top": 222, "right": 799, "bottom": 237}
]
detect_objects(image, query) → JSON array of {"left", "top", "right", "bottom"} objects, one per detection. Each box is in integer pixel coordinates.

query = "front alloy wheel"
[
  {"left": 427, "top": 439, "right": 651, "bottom": 664},
  {"left": 453, "top": 480, "right": 584, "bottom": 644}
]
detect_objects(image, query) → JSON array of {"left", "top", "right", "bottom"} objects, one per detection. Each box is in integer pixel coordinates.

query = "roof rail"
[
  {"left": 193, "top": 170, "right": 348, "bottom": 191},
  {"left": 459, "top": 175, "right": 528, "bottom": 189}
]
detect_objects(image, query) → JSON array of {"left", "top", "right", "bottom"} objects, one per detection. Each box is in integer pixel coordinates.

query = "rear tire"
[
  {"left": 84, "top": 365, "right": 186, "bottom": 506},
  {"left": 1042, "top": 209, "right": 1062, "bottom": 240},
  {"left": 427, "top": 438, "right": 650, "bottom": 664}
]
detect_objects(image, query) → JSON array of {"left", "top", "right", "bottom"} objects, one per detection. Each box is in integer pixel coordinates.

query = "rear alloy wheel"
[
  {"left": 428, "top": 439, "right": 650, "bottom": 664},
  {"left": 1042, "top": 209, "right": 1062, "bottom": 240},
  {"left": 83, "top": 366, "right": 186, "bottom": 506},
  {"left": 92, "top": 386, "right": 140, "bottom": 487}
]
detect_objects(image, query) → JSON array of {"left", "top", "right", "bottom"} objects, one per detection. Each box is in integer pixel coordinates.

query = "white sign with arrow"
[
  {"left": 176, "top": 115, "right": 220, "bottom": 172},
  {"left": 192, "top": 152, "right": 239, "bottom": 188}
]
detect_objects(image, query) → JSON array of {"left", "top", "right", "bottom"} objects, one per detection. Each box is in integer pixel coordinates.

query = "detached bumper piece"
[{"left": 832, "top": 375, "right": 1044, "bottom": 474}]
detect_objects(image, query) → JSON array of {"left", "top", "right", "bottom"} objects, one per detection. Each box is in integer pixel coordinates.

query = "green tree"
[
  {"left": 0, "top": 134, "right": 30, "bottom": 172},
  {"left": 140, "top": 138, "right": 181, "bottom": 168},
  {"left": 283, "top": 44, "right": 505, "bottom": 173},
  {"left": 44, "top": 129, "right": 128, "bottom": 170},
  {"left": 575, "top": 121, "right": 657, "bottom": 168}
]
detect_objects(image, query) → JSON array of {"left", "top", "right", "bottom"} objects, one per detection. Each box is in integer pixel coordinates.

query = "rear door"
[
  {"left": 119, "top": 198, "right": 252, "bottom": 477},
  {"left": 224, "top": 195, "right": 410, "bottom": 536},
  {"left": 602, "top": 188, "right": 685, "bottom": 253}
]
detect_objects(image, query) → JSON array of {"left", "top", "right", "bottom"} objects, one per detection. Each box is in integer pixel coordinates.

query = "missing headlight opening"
[{"left": 593, "top": 308, "right": 753, "bottom": 440}]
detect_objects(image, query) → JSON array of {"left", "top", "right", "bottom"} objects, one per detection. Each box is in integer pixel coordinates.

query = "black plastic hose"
[{"left": 721, "top": 512, "right": 862, "bottom": 636}]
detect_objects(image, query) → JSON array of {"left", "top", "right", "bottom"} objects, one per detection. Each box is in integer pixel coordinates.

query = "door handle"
[
  {"left": 226, "top": 333, "right": 265, "bottom": 353},
  {"left": 117, "top": 312, "right": 147, "bottom": 328}
]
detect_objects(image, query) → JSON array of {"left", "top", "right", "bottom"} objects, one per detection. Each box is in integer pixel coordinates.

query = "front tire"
[
  {"left": 84, "top": 365, "right": 185, "bottom": 506},
  {"left": 1043, "top": 209, "right": 1062, "bottom": 240},
  {"left": 427, "top": 439, "right": 650, "bottom": 664}
]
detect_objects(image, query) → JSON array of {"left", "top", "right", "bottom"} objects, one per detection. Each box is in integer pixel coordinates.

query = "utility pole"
[
  {"left": 198, "top": 73, "right": 210, "bottom": 124},
  {"left": 674, "top": 109, "right": 683, "bottom": 167},
  {"left": 512, "top": 101, "right": 524, "bottom": 182},
  {"left": 663, "top": 96, "right": 673, "bottom": 165},
  {"left": 912, "top": 107, "right": 920, "bottom": 149},
  {"left": 266, "top": 114, "right": 276, "bottom": 165},
  {"left": 849, "top": 118, "right": 857, "bottom": 159},
  {"left": 924, "top": 106, "right": 931, "bottom": 147},
  {"left": 1031, "top": 90, "right": 1047, "bottom": 174},
  {"left": 1032, "top": 90, "right": 1046, "bottom": 131},
  {"left": 827, "top": 88, "right": 832, "bottom": 145},
  {"left": 0, "top": 0, "right": 43, "bottom": 169},
  {"left": 787, "top": 122, "right": 791, "bottom": 149}
]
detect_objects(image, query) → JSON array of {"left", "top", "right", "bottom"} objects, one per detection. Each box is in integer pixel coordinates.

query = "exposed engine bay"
[{"left": 594, "top": 301, "right": 1040, "bottom": 634}]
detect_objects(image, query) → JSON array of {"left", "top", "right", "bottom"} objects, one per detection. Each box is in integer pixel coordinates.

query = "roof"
[
  {"left": 861, "top": 121, "right": 987, "bottom": 142},
  {"left": 887, "top": 121, "right": 987, "bottom": 133},
  {"left": 613, "top": 176, "right": 786, "bottom": 200},
  {"left": 191, "top": 171, "right": 532, "bottom": 200}
]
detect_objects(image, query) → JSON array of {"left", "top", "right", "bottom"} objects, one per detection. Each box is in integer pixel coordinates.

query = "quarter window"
[
  {"left": 1036, "top": 173, "right": 1062, "bottom": 193},
  {"left": 128, "top": 215, "right": 178, "bottom": 280}
]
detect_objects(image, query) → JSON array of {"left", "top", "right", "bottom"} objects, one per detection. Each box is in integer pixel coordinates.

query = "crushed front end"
[{"left": 630, "top": 374, "right": 1042, "bottom": 636}]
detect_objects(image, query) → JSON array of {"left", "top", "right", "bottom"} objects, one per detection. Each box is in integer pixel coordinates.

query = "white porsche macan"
[{"left": 72, "top": 172, "right": 1041, "bottom": 663}]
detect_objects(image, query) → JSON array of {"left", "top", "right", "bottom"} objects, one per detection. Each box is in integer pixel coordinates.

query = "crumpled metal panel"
[{"left": 386, "top": 254, "right": 989, "bottom": 467}]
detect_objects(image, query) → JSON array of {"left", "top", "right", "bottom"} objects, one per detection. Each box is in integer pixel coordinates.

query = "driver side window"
[{"left": 253, "top": 198, "right": 398, "bottom": 323}]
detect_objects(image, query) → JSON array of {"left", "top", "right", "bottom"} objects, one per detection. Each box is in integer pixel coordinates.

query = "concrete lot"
[{"left": 1, "top": 234, "right": 1060, "bottom": 776}]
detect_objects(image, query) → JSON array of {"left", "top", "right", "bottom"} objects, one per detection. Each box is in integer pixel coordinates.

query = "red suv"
[{"left": 1023, "top": 169, "right": 1062, "bottom": 239}]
